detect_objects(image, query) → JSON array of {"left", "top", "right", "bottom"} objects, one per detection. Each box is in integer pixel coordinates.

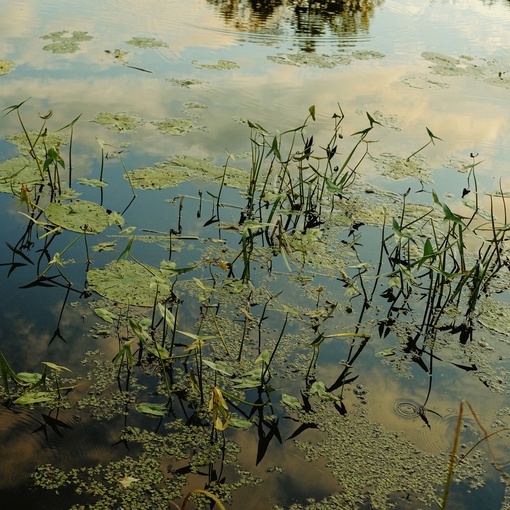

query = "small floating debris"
[{"left": 0, "top": 59, "right": 15, "bottom": 76}]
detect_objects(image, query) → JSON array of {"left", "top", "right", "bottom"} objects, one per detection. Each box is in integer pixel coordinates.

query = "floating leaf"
[
  {"left": 94, "top": 307, "right": 118, "bottom": 323},
  {"left": 14, "top": 392, "right": 53, "bottom": 404},
  {"left": 281, "top": 393, "right": 302, "bottom": 410},
  {"left": 136, "top": 403, "right": 167, "bottom": 416},
  {"left": 92, "top": 242, "right": 117, "bottom": 252},
  {"left": 42, "top": 362, "right": 71, "bottom": 373},
  {"left": 229, "top": 418, "right": 253, "bottom": 430},
  {"left": 45, "top": 200, "right": 109, "bottom": 234},
  {"left": 376, "top": 348, "right": 396, "bottom": 357},
  {"left": 202, "top": 359, "right": 234, "bottom": 376},
  {"left": 16, "top": 372, "right": 44, "bottom": 386},
  {"left": 78, "top": 178, "right": 108, "bottom": 187}
]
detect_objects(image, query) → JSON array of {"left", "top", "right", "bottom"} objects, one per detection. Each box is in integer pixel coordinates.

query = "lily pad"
[
  {"left": 41, "top": 31, "right": 93, "bottom": 54},
  {"left": 45, "top": 200, "right": 109, "bottom": 234},
  {"left": 126, "top": 37, "right": 168, "bottom": 49},
  {"left": 91, "top": 112, "right": 144, "bottom": 132},
  {"left": 0, "top": 59, "right": 15, "bottom": 76},
  {"left": 0, "top": 157, "right": 43, "bottom": 192},
  {"left": 191, "top": 59, "right": 239, "bottom": 70},
  {"left": 87, "top": 259, "right": 174, "bottom": 306}
]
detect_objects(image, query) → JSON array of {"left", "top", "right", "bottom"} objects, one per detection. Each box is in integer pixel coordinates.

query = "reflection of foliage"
[{"left": 207, "top": 0, "right": 384, "bottom": 50}]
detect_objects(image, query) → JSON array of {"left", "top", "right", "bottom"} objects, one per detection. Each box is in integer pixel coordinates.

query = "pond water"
[{"left": 2, "top": 0, "right": 510, "bottom": 508}]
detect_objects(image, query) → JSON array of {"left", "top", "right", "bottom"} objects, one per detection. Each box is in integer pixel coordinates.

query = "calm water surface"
[{"left": 2, "top": 0, "right": 510, "bottom": 508}]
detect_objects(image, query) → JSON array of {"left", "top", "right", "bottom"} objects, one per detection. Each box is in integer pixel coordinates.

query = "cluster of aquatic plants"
[{"left": 1, "top": 99, "right": 509, "bottom": 508}]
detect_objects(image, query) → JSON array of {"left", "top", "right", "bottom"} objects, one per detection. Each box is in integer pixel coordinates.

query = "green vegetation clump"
[{"left": 41, "top": 31, "right": 93, "bottom": 53}]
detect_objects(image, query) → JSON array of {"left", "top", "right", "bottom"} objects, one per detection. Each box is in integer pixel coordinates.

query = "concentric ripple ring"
[{"left": 394, "top": 399, "right": 425, "bottom": 418}]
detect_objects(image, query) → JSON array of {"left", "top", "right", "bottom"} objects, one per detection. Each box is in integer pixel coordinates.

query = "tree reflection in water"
[{"left": 207, "top": 0, "right": 384, "bottom": 51}]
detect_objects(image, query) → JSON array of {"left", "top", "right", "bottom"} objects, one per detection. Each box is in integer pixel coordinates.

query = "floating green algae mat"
[
  {"left": 45, "top": 200, "right": 109, "bottom": 234},
  {"left": 126, "top": 37, "right": 168, "bottom": 49},
  {"left": 87, "top": 260, "right": 184, "bottom": 306},
  {"left": 125, "top": 156, "right": 248, "bottom": 190},
  {"left": 125, "top": 162, "right": 189, "bottom": 190},
  {"left": 267, "top": 50, "right": 385, "bottom": 68},
  {"left": 0, "top": 59, "right": 14, "bottom": 76},
  {"left": 167, "top": 77, "right": 207, "bottom": 88},
  {"left": 151, "top": 118, "right": 202, "bottom": 135},
  {"left": 191, "top": 59, "right": 239, "bottom": 70},
  {"left": 41, "top": 30, "right": 93, "bottom": 53},
  {"left": 91, "top": 112, "right": 144, "bottom": 132}
]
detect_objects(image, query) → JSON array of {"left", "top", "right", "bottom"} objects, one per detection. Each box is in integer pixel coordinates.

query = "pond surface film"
[{"left": 1, "top": 0, "right": 510, "bottom": 508}]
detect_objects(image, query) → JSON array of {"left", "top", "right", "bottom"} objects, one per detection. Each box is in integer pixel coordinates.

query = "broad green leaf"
[
  {"left": 255, "top": 350, "right": 271, "bottom": 365},
  {"left": 45, "top": 200, "right": 109, "bottom": 234},
  {"left": 136, "top": 403, "right": 167, "bottom": 416},
  {"left": 229, "top": 418, "right": 253, "bottom": 430},
  {"left": 42, "top": 362, "right": 71, "bottom": 372},
  {"left": 157, "top": 303, "right": 177, "bottom": 331},
  {"left": 281, "top": 393, "right": 302, "bottom": 410},
  {"left": 202, "top": 359, "right": 234, "bottom": 376},
  {"left": 94, "top": 307, "right": 118, "bottom": 323},
  {"left": 16, "top": 372, "right": 43, "bottom": 385},
  {"left": 14, "top": 392, "right": 53, "bottom": 404},
  {"left": 146, "top": 344, "right": 171, "bottom": 360},
  {"left": 376, "top": 348, "right": 396, "bottom": 357},
  {"left": 92, "top": 242, "right": 117, "bottom": 252},
  {"left": 78, "top": 178, "right": 108, "bottom": 187}
]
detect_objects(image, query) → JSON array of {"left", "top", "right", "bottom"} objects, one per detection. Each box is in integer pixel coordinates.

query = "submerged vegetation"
[{"left": 1, "top": 98, "right": 510, "bottom": 508}]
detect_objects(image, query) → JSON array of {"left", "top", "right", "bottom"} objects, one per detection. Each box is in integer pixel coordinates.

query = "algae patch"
[
  {"left": 91, "top": 112, "right": 144, "bottom": 132},
  {"left": 167, "top": 77, "right": 207, "bottom": 88},
  {"left": 420, "top": 52, "right": 510, "bottom": 90},
  {"left": 288, "top": 400, "right": 486, "bottom": 509},
  {"left": 267, "top": 50, "right": 384, "bottom": 68},
  {"left": 126, "top": 37, "right": 168, "bottom": 49},
  {"left": 125, "top": 162, "right": 189, "bottom": 190},
  {"left": 192, "top": 59, "right": 239, "bottom": 70},
  {"left": 372, "top": 152, "right": 433, "bottom": 183},
  {"left": 151, "top": 118, "right": 205, "bottom": 135},
  {"left": 40, "top": 31, "right": 93, "bottom": 53},
  {"left": 268, "top": 52, "right": 351, "bottom": 68},
  {"left": 0, "top": 59, "right": 15, "bottom": 76},
  {"left": 87, "top": 259, "right": 181, "bottom": 306},
  {"left": 401, "top": 76, "right": 449, "bottom": 90}
]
